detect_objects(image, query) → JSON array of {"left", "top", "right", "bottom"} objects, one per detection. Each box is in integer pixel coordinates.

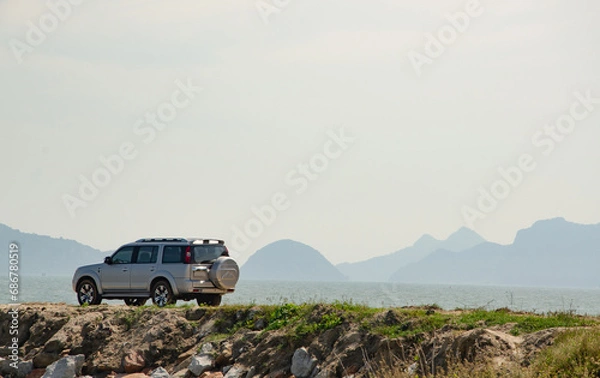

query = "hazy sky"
[{"left": 1, "top": 0, "right": 599, "bottom": 265}]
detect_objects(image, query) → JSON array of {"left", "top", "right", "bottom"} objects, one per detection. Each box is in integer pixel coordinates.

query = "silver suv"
[{"left": 72, "top": 238, "right": 240, "bottom": 307}]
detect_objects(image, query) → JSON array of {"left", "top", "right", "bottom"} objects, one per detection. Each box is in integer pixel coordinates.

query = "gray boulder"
[
  {"left": 224, "top": 366, "right": 246, "bottom": 378},
  {"left": 291, "top": 348, "right": 318, "bottom": 378},
  {"left": 42, "top": 355, "right": 85, "bottom": 378},
  {"left": 188, "top": 354, "right": 214, "bottom": 376},
  {"left": 151, "top": 366, "right": 171, "bottom": 378}
]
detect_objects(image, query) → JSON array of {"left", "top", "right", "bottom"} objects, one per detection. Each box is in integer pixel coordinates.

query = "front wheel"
[
  {"left": 76, "top": 279, "right": 102, "bottom": 306},
  {"left": 124, "top": 298, "right": 147, "bottom": 306},
  {"left": 196, "top": 294, "right": 222, "bottom": 307},
  {"left": 151, "top": 280, "right": 175, "bottom": 307}
]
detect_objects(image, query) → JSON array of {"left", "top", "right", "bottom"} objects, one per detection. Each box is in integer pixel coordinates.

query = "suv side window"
[
  {"left": 136, "top": 246, "right": 158, "bottom": 264},
  {"left": 162, "top": 246, "right": 184, "bottom": 264},
  {"left": 112, "top": 247, "right": 134, "bottom": 264}
]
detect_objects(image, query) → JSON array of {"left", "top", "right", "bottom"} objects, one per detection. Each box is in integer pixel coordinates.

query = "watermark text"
[{"left": 8, "top": 242, "right": 21, "bottom": 369}]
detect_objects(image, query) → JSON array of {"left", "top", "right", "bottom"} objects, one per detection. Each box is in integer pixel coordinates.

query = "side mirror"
[{"left": 104, "top": 256, "right": 113, "bottom": 265}]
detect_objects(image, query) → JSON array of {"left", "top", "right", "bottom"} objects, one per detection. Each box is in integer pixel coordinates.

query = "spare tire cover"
[{"left": 209, "top": 257, "right": 240, "bottom": 290}]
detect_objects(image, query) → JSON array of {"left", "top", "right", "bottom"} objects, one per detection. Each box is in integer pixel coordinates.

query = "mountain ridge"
[
  {"left": 336, "top": 227, "right": 486, "bottom": 282},
  {"left": 2, "top": 217, "right": 598, "bottom": 287},
  {"left": 389, "top": 218, "right": 600, "bottom": 288},
  {"left": 0, "top": 223, "right": 105, "bottom": 276}
]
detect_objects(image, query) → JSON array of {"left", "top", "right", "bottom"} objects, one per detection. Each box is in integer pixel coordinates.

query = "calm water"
[{"left": 2, "top": 276, "right": 600, "bottom": 315}]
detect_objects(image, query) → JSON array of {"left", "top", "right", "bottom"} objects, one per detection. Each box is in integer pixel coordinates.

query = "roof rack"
[
  {"left": 136, "top": 238, "right": 187, "bottom": 243},
  {"left": 189, "top": 238, "right": 225, "bottom": 245}
]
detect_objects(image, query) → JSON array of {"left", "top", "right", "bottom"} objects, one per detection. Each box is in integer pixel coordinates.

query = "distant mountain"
[
  {"left": 0, "top": 223, "right": 105, "bottom": 276},
  {"left": 389, "top": 218, "right": 600, "bottom": 288},
  {"left": 241, "top": 240, "right": 347, "bottom": 282},
  {"left": 336, "top": 227, "right": 485, "bottom": 282}
]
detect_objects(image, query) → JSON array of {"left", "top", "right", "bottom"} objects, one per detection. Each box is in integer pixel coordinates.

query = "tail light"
[
  {"left": 184, "top": 246, "right": 192, "bottom": 264},
  {"left": 223, "top": 247, "right": 230, "bottom": 257}
]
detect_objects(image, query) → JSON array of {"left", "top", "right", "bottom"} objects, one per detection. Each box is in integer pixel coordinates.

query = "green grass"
[
  {"left": 189, "top": 303, "right": 597, "bottom": 340},
  {"left": 363, "top": 307, "right": 596, "bottom": 338},
  {"left": 532, "top": 328, "right": 600, "bottom": 377},
  {"left": 202, "top": 302, "right": 358, "bottom": 339},
  {"left": 265, "top": 303, "right": 305, "bottom": 331},
  {"left": 370, "top": 309, "right": 452, "bottom": 338},
  {"left": 457, "top": 309, "right": 595, "bottom": 336},
  {"left": 113, "top": 302, "right": 597, "bottom": 340},
  {"left": 295, "top": 313, "right": 343, "bottom": 337},
  {"left": 261, "top": 303, "right": 340, "bottom": 338}
]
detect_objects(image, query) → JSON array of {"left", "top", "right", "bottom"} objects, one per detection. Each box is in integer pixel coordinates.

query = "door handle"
[{"left": 122, "top": 268, "right": 129, "bottom": 272}]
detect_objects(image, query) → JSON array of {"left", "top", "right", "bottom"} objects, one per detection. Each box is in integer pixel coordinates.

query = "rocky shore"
[{"left": 0, "top": 303, "right": 596, "bottom": 378}]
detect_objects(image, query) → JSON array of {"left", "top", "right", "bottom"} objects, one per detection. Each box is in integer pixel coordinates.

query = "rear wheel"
[
  {"left": 151, "top": 280, "right": 175, "bottom": 307},
  {"left": 196, "top": 294, "right": 222, "bottom": 307},
  {"left": 124, "top": 298, "right": 147, "bottom": 306},
  {"left": 77, "top": 279, "right": 102, "bottom": 306}
]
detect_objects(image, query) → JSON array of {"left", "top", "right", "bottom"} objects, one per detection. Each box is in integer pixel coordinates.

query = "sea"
[{"left": 2, "top": 276, "right": 600, "bottom": 315}]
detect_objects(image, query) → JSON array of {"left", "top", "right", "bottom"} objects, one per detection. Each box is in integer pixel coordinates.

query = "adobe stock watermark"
[
  {"left": 462, "top": 90, "right": 600, "bottom": 228},
  {"left": 7, "top": 242, "right": 21, "bottom": 370},
  {"left": 62, "top": 78, "right": 201, "bottom": 218},
  {"left": 255, "top": 0, "right": 292, "bottom": 25},
  {"left": 408, "top": 0, "right": 484, "bottom": 77},
  {"left": 230, "top": 127, "right": 355, "bottom": 255},
  {"left": 9, "top": 0, "right": 88, "bottom": 64}
]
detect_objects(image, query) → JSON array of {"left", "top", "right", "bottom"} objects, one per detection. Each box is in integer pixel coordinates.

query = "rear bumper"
[{"left": 176, "top": 278, "right": 229, "bottom": 295}]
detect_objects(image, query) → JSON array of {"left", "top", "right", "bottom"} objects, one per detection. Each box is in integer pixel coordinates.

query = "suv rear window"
[{"left": 193, "top": 245, "right": 227, "bottom": 264}]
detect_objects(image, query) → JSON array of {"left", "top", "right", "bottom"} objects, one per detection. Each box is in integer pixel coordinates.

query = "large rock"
[
  {"left": 0, "top": 358, "right": 32, "bottom": 377},
  {"left": 19, "top": 360, "right": 34, "bottom": 377},
  {"left": 41, "top": 355, "right": 84, "bottom": 378},
  {"left": 150, "top": 367, "right": 171, "bottom": 378},
  {"left": 33, "top": 353, "right": 60, "bottom": 368},
  {"left": 123, "top": 350, "right": 146, "bottom": 374},
  {"left": 188, "top": 354, "right": 214, "bottom": 376},
  {"left": 43, "top": 340, "right": 65, "bottom": 354},
  {"left": 223, "top": 366, "right": 245, "bottom": 378},
  {"left": 291, "top": 348, "right": 317, "bottom": 378}
]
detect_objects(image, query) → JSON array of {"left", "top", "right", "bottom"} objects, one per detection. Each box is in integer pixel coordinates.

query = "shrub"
[{"left": 532, "top": 328, "right": 600, "bottom": 378}]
